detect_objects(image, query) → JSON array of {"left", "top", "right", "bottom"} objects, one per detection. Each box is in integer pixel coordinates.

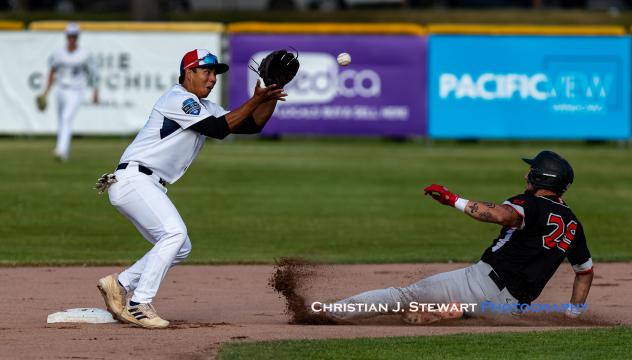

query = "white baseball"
[{"left": 337, "top": 52, "right": 351, "bottom": 66}]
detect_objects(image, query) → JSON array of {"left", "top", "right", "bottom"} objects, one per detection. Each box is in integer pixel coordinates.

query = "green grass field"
[
  {"left": 2, "top": 137, "right": 630, "bottom": 358},
  {"left": 217, "top": 326, "right": 632, "bottom": 360},
  {"left": 1, "top": 137, "right": 631, "bottom": 265}
]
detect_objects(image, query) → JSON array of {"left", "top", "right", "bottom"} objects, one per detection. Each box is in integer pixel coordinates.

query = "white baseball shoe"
[
  {"left": 119, "top": 301, "right": 170, "bottom": 329},
  {"left": 53, "top": 150, "right": 68, "bottom": 162},
  {"left": 97, "top": 273, "right": 127, "bottom": 321}
]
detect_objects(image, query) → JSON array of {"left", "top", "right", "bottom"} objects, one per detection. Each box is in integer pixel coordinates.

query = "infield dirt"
[{"left": 1, "top": 263, "right": 630, "bottom": 359}]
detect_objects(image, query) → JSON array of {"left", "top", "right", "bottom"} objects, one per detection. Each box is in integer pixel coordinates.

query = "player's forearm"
[
  {"left": 230, "top": 101, "right": 278, "bottom": 134},
  {"left": 570, "top": 271, "right": 593, "bottom": 304},
  {"left": 566, "top": 271, "right": 593, "bottom": 318},
  {"left": 43, "top": 70, "right": 55, "bottom": 95},
  {"left": 424, "top": 185, "right": 518, "bottom": 227},
  {"left": 224, "top": 97, "right": 264, "bottom": 130},
  {"left": 252, "top": 100, "right": 278, "bottom": 128},
  {"left": 463, "top": 200, "right": 520, "bottom": 227}
]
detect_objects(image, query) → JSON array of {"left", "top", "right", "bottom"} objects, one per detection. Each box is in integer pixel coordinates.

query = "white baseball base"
[{"left": 47, "top": 308, "right": 117, "bottom": 324}]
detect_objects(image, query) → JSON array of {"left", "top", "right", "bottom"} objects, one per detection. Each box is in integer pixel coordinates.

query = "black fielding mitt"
[{"left": 250, "top": 49, "right": 300, "bottom": 87}]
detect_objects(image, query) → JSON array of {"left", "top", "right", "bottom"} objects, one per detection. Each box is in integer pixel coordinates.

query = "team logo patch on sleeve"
[{"left": 182, "top": 98, "right": 201, "bottom": 115}]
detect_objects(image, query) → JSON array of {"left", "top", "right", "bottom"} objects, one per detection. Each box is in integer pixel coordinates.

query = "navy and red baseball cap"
[{"left": 180, "top": 49, "right": 229, "bottom": 77}]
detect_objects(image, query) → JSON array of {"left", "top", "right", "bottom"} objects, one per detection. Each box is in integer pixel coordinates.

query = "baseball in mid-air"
[{"left": 337, "top": 52, "right": 351, "bottom": 66}]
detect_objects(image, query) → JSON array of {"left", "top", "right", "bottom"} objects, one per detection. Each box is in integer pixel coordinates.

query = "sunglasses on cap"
[{"left": 183, "top": 53, "right": 218, "bottom": 70}]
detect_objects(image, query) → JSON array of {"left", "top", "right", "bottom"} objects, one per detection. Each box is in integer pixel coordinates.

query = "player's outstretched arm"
[
  {"left": 567, "top": 271, "right": 593, "bottom": 318},
  {"left": 423, "top": 184, "right": 521, "bottom": 227},
  {"left": 462, "top": 200, "right": 521, "bottom": 227},
  {"left": 251, "top": 94, "right": 280, "bottom": 127},
  {"left": 226, "top": 79, "right": 287, "bottom": 133}
]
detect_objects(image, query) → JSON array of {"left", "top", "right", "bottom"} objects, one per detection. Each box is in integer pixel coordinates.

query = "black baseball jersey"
[{"left": 481, "top": 194, "right": 592, "bottom": 303}]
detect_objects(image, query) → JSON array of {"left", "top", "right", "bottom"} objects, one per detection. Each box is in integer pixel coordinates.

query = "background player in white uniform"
[
  {"left": 314, "top": 151, "right": 593, "bottom": 324},
  {"left": 40, "top": 23, "right": 99, "bottom": 161},
  {"left": 96, "top": 49, "right": 287, "bottom": 329}
]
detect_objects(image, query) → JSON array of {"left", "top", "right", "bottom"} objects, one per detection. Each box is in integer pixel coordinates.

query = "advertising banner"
[
  {"left": 0, "top": 31, "right": 222, "bottom": 134},
  {"left": 229, "top": 34, "right": 427, "bottom": 137},
  {"left": 429, "top": 36, "right": 631, "bottom": 139}
]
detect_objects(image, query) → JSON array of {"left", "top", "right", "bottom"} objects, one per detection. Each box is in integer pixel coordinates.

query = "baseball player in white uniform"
[
  {"left": 96, "top": 49, "right": 287, "bottom": 329},
  {"left": 40, "top": 23, "right": 99, "bottom": 162}
]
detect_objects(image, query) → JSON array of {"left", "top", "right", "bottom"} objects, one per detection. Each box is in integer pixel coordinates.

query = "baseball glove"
[
  {"left": 250, "top": 49, "right": 300, "bottom": 87},
  {"left": 36, "top": 95, "right": 47, "bottom": 112},
  {"left": 94, "top": 173, "right": 117, "bottom": 195}
]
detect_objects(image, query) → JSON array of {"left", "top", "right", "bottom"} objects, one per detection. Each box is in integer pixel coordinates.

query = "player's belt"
[
  {"left": 488, "top": 270, "right": 506, "bottom": 291},
  {"left": 117, "top": 163, "right": 167, "bottom": 186}
]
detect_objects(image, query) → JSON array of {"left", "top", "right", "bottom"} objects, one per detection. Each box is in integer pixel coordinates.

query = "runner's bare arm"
[
  {"left": 464, "top": 201, "right": 522, "bottom": 227},
  {"left": 570, "top": 271, "right": 593, "bottom": 305},
  {"left": 423, "top": 184, "right": 521, "bottom": 227}
]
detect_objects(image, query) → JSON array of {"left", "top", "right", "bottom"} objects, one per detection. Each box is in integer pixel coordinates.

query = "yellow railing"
[
  {"left": 29, "top": 21, "right": 224, "bottom": 32},
  {"left": 0, "top": 21, "right": 24, "bottom": 30},
  {"left": 228, "top": 22, "right": 427, "bottom": 35},
  {"left": 19, "top": 21, "right": 630, "bottom": 36},
  {"left": 428, "top": 23, "right": 626, "bottom": 36}
]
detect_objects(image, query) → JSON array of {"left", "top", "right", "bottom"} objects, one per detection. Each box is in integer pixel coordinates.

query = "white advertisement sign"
[{"left": 0, "top": 31, "right": 223, "bottom": 134}]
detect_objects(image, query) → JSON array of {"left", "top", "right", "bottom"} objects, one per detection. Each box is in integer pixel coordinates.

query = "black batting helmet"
[{"left": 522, "top": 150, "right": 574, "bottom": 195}]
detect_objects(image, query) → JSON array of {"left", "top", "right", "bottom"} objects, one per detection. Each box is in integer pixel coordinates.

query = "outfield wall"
[
  {"left": 0, "top": 22, "right": 630, "bottom": 139},
  {"left": 0, "top": 22, "right": 223, "bottom": 135},
  {"left": 229, "top": 23, "right": 427, "bottom": 137},
  {"left": 429, "top": 35, "right": 631, "bottom": 140}
]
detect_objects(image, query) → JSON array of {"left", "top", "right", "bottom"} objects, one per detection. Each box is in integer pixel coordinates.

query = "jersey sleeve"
[
  {"left": 200, "top": 99, "right": 229, "bottom": 118},
  {"left": 156, "top": 93, "right": 213, "bottom": 129},
  {"left": 566, "top": 223, "right": 593, "bottom": 274},
  {"left": 48, "top": 51, "right": 60, "bottom": 70},
  {"left": 502, "top": 194, "right": 537, "bottom": 230}
]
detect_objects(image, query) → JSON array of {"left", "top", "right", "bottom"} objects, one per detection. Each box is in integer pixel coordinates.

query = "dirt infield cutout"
[{"left": 1, "top": 263, "right": 629, "bottom": 359}]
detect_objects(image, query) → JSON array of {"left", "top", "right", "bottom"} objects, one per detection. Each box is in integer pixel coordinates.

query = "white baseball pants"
[
  {"left": 330, "top": 261, "right": 518, "bottom": 321},
  {"left": 54, "top": 88, "right": 82, "bottom": 160},
  {"left": 108, "top": 163, "right": 191, "bottom": 304}
]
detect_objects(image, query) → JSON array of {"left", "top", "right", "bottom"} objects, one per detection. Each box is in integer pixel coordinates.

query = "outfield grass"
[
  {"left": 1, "top": 138, "right": 631, "bottom": 265},
  {"left": 216, "top": 326, "right": 632, "bottom": 360}
]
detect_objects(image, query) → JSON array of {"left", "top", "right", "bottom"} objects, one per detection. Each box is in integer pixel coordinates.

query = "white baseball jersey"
[
  {"left": 119, "top": 84, "right": 229, "bottom": 184},
  {"left": 49, "top": 47, "right": 95, "bottom": 89}
]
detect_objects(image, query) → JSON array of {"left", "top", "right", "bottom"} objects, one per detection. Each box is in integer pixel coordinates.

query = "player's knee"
[
  {"left": 162, "top": 225, "right": 188, "bottom": 248},
  {"left": 177, "top": 237, "right": 192, "bottom": 259}
]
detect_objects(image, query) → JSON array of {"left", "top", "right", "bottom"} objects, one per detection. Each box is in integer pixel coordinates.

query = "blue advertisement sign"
[{"left": 429, "top": 36, "right": 631, "bottom": 139}]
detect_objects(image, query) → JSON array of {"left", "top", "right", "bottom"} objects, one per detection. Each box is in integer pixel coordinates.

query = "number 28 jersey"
[{"left": 480, "top": 194, "right": 593, "bottom": 303}]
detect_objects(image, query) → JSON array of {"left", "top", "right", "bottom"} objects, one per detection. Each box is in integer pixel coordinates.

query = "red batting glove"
[{"left": 424, "top": 184, "right": 459, "bottom": 207}]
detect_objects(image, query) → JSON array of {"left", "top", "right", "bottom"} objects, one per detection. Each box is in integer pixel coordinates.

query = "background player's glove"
[
  {"left": 250, "top": 49, "right": 300, "bottom": 87},
  {"left": 36, "top": 95, "right": 47, "bottom": 112},
  {"left": 424, "top": 184, "right": 459, "bottom": 207}
]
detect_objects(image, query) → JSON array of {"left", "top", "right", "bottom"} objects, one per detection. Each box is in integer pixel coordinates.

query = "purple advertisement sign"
[{"left": 229, "top": 34, "right": 427, "bottom": 136}]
